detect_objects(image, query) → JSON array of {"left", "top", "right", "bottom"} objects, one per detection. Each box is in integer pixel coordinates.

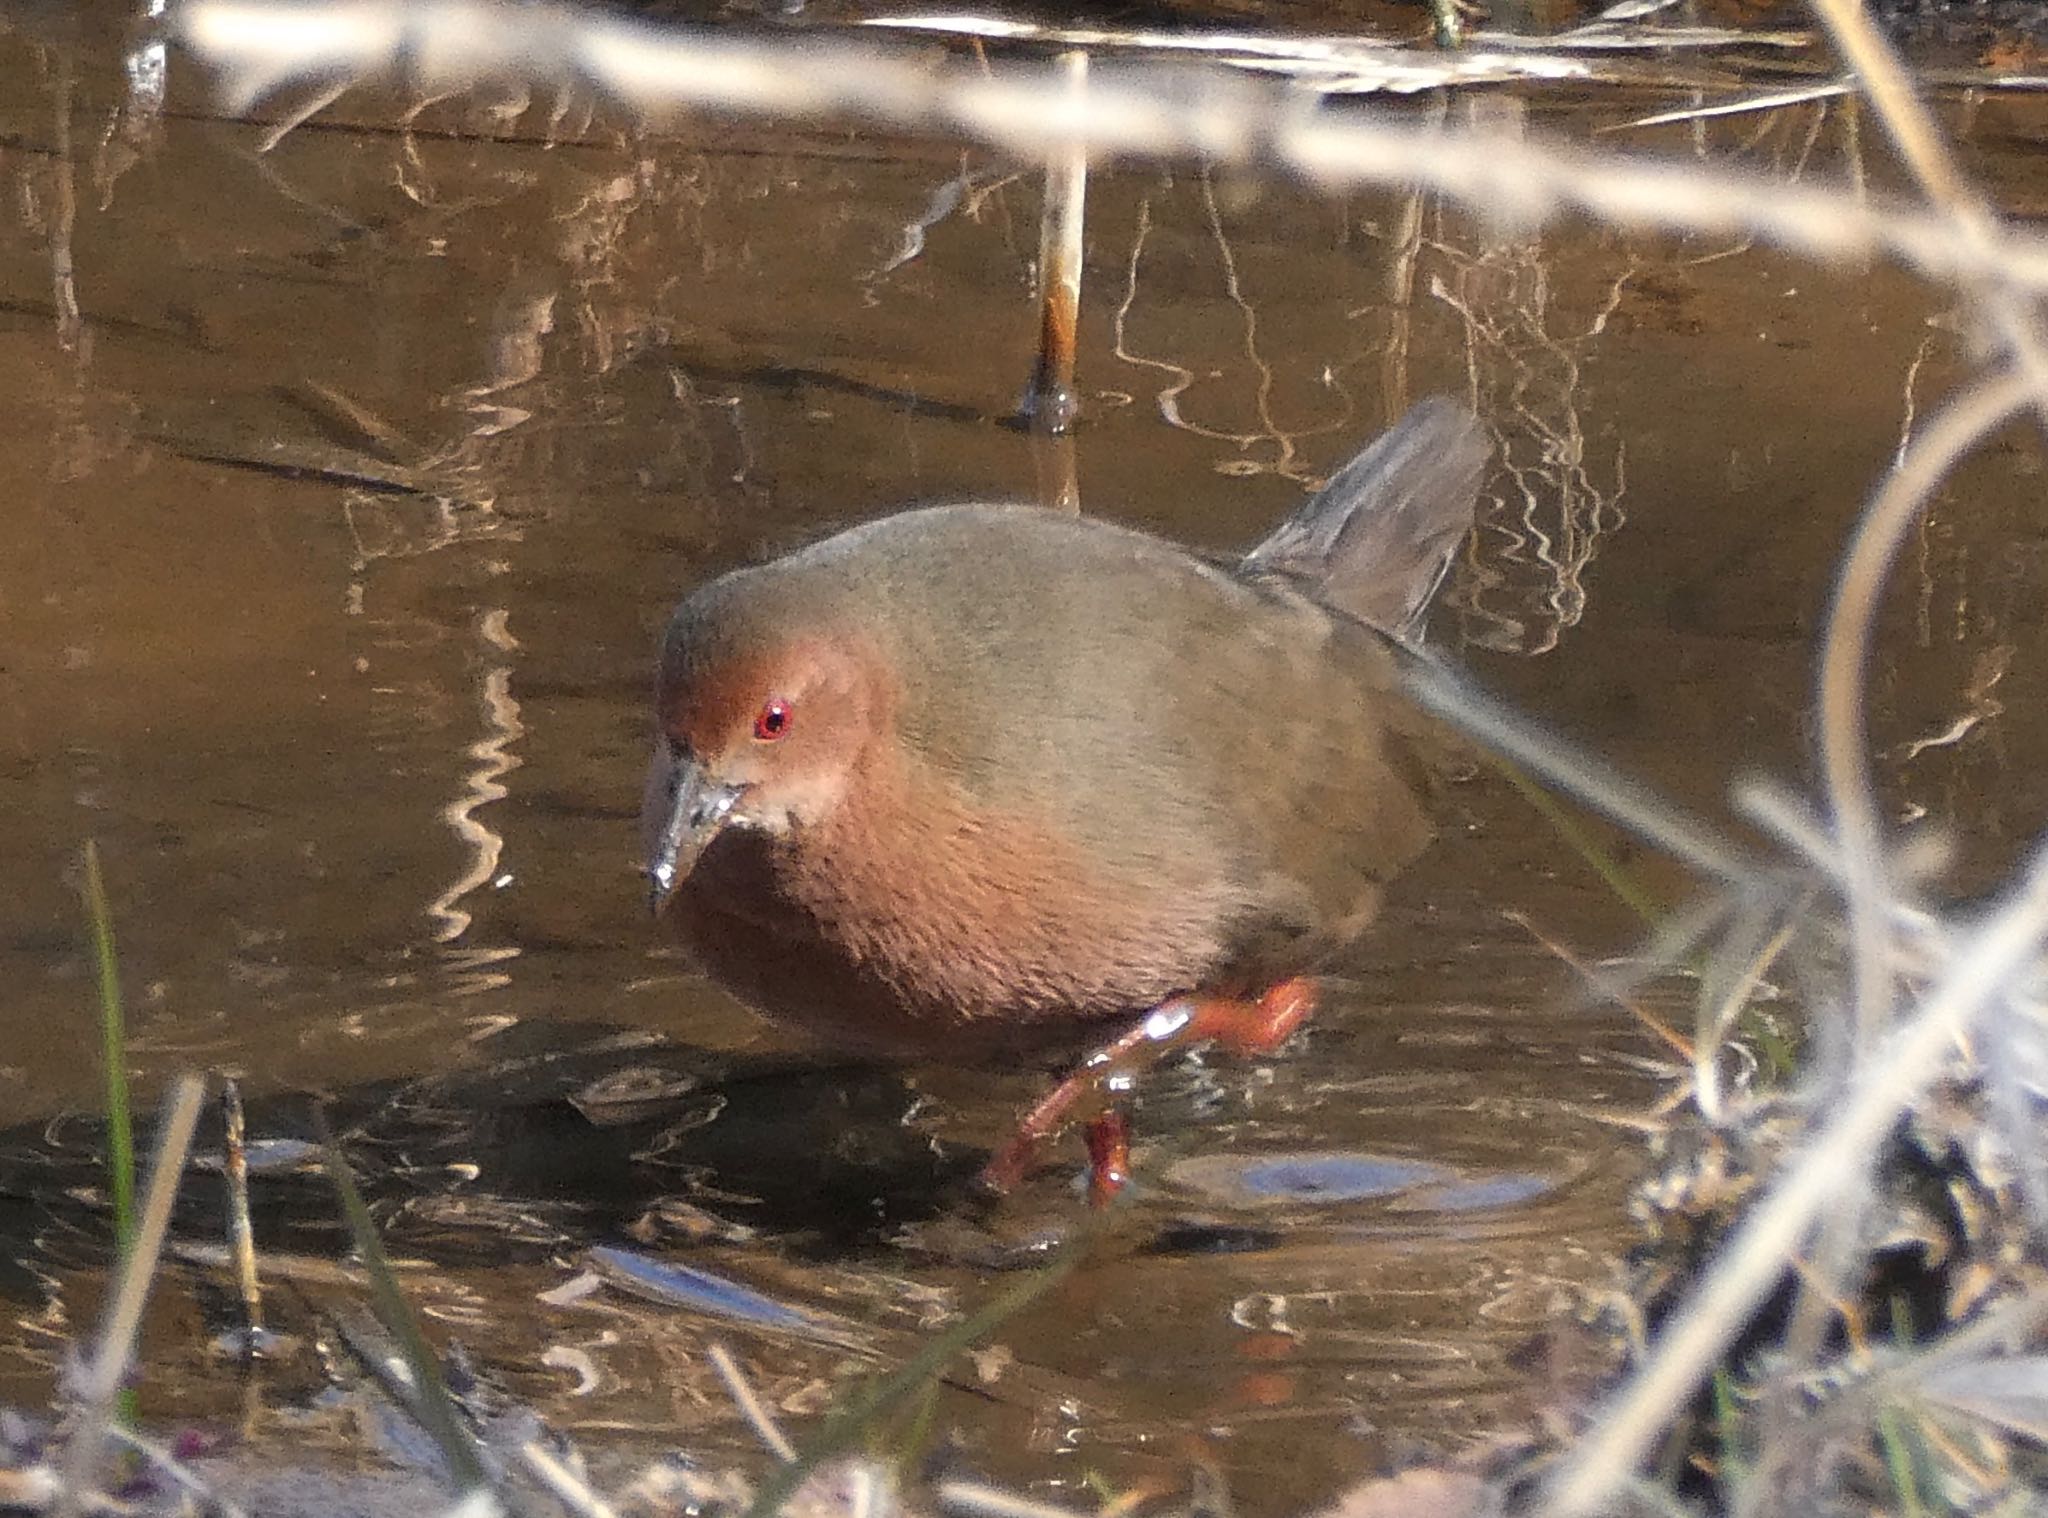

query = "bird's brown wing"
[
  {"left": 1156, "top": 585, "right": 1437, "bottom": 991},
  {"left": 810, "top": 504, "right": 1442, "bottom": 1005}
]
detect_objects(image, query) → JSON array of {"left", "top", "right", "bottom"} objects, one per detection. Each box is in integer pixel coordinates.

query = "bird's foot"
[
  {"left": 976, "top": 1008, "right": 1173, "bottom": 1198},
  {"left": 976, "top": 978, "right": 1320, "bottom": 1204}
]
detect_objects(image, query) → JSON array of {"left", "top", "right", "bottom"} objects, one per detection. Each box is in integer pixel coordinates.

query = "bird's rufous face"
[{"left": 643, "top": 637, "right": 878, "bottom": 914}]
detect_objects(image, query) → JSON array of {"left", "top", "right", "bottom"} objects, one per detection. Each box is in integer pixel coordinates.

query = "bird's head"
[{"left": 643, "top": 568, "right": 890, "bottom": 916}]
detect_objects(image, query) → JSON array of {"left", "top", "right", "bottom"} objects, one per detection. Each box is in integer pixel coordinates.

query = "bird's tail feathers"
[{"left": 1239, "top": 397, "right": 1489, "bottom": 644}]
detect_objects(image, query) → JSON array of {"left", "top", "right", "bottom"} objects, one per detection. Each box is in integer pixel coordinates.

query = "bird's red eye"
[{"left": 753, "top": 699, "right": 793, "bottom": 742}]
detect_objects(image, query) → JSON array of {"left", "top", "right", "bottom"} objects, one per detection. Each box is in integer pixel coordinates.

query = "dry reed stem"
[
  {"left": 1025, "top": 49, "right": 1088, "bottom": 444},
  {"left": 1793, "top": 56, "right": 2048, "bottom": 1400},
  {"left": 180, "top": 1, "right": 2048, "bottom": 296},
  {"left": 1753, "top": 0, "right": 2047, "bottom": 1459},
  {"left": 54, "top": 1075, "right": 206, "bottom": 1518},
  {"left": 1799, "top": 0, "right": 2048, "bottom": 1058},
  {"left": 1783, "top": 367, "right": 2036, "bottom": 1392},
  {"left": 218, "top": 1077, "right": 265, "bottom": 1347},
  {"left": 708, "top": 1342, "right": 799, "bottom": 1464},
  {"left": 515, "top": 1438, "right": 623, "bottom": 1518}
]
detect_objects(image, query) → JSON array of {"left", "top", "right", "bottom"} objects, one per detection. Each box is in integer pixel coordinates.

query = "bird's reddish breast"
[{"left": 671, "top": 736, "right": 1233, "bottom": 1053}]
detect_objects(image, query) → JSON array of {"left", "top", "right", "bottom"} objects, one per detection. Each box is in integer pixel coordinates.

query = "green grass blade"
[
  {"left": 1493, "top": 757, "right": 1664, "bottom": 925},
  {"left": 81, "top": 841, "right": 135, "bottom": 1259},
  {"left": 319, "top": 1121, "right": 491, "bottom": 1494},
  {"left": 1710, "top": 1368, "right": 1747, "bottom": 1497},
  {"left": 1876, "top": 1405, "right": 1926, "bottom": 1518}
]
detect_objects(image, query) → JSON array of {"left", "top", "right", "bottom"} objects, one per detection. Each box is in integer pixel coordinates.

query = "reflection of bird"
[{"left": 644, "top": 400, "right": 1490, "bottom": 1202}]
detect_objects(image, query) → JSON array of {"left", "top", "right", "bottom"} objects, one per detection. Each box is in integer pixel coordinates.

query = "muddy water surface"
[{"left": 3, "top": 5, "right": 2048, "bottom": 1510}]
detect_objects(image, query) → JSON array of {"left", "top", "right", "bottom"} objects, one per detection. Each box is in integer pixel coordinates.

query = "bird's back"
[{"left": 780, "top": 504, "right": 1435, "bottom": 1002}]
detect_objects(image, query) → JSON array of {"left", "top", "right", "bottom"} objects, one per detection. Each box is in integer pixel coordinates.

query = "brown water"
[{"left": 3, "top": 1, "right": 2048, "bottom": 1509}]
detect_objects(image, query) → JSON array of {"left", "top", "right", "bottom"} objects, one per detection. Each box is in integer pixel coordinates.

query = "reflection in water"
[
  {"left": 47, "top": 58, "right": 83, "bottom": 362},
  {"left": 1167, "top": 1149, "right": 1461, "bottom": 1205},
  {"left": 1434, "top": 97, "right": 1632, "bottom": 657},
  {"left": 425, "top": 605, "right": 522, "bottom": 955},
  {"left": 103, "top": 0, "right": 168, "bottom": 200},
  {"left": 1111, "top": 173, "right": 1368, "bottom": 486},
  {"left": 869, "top": 163, "right": 1023, "bottom": 285}
]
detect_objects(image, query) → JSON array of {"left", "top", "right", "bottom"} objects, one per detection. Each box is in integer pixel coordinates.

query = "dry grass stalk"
[
  {"left": 179, "top": 1, "right": 2048, "bottom": 294},
  {"left": 54, "top": 1075, "right": 207, "bottom": 1518},
  {"left": 709, "top": 1342, "right": 800, "bottom": 1464}
]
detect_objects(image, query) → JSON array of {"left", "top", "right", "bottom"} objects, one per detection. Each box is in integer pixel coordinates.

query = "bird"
[{"left": 643, "top": 399, "right": 1491, "bottom": 1203}]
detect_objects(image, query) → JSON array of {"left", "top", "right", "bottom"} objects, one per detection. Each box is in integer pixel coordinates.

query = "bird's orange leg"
[
  {"left": 977, "top": 977, "right": 1320, "bottom": 1203},
  {"left": 977, "top": 1011, "right": 1170, "bottom": 1197},
  {"left": 1084, "top": 1109, "right": 1132, "bottom": 1208},
  {"left": 1183, "top": 976, "right": 1318, "bottom": 1057}
]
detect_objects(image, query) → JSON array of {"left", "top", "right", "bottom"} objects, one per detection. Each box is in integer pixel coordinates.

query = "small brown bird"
[{"left": 645, "top": 400, "right": 1489, "bottom": 1201}]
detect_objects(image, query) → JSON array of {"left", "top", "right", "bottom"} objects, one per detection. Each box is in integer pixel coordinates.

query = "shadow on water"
[
  {"left": 1, "top": 1041, "right": 976, "bottom": 1261},
  {"left": 0, "top": 994, "right": 1626, "bottom": 1260}
]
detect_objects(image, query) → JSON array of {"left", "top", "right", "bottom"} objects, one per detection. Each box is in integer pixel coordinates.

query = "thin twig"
[
  {"left": 515, "top": 1439, "right": 623, "bottom": 1518},
  {"left": 939, "top": 1479, "right": 1095, "bottom": 1518},
  {"left": 1397, "top": 651, "right": 1760, "bottom": 888},
  {"left": 1505, "top": 909, "right": 1692, "bottom": 1059},
  {"left": 1781, "top": 366, "right": 2038, "bottom": 1402},
  {"left": 55, "top": 1074, "right": 207, "bottom": 1518},
  {"left": 1800, "top": 0, "right": 2048, "bottom": 469},
  {"left": 1817, "top": 368, "right": 2031, "bottom": 1042},
  {"left": 708, "top": 1342, "right": 798, "bottom": 1464},
  {"left": 1732, "top": 781, "right": 1948, "bottom": 976},
  {"left": 219, "top": 1078, "right": 266, "bottom": 1349}
]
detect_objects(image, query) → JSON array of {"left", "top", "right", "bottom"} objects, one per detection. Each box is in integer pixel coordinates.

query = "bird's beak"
[{"left": 644, "top": 746, "right": 746, "bottom": 919}]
